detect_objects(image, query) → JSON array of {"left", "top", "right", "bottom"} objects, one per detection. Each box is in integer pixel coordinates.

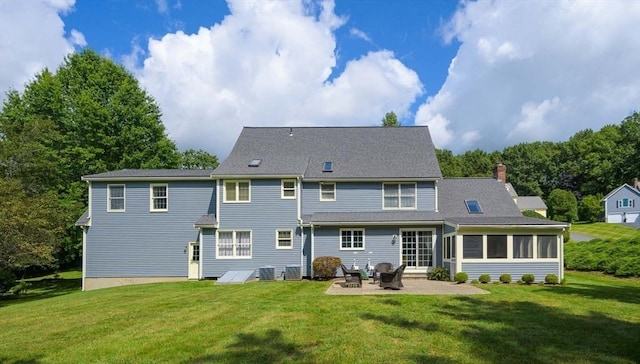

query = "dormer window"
[
  {"left": 323, "top": 161, "right": 333, "bottom": 172},
  {"left": 248, "top": 159, "right": 262, "bottom": 167},
  {"left": 465, "top": 200, "right": 483, "bottom": 214}
]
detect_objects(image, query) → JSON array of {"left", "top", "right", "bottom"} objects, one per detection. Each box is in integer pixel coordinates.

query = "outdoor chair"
[
  {"left": 372, "top": 262, "right": 394, "bottom": 284},
  {"left": 379, "top": 264, "right": 406, "bottom": 290},
  {"left": 340, "top": 263, "right": 362, "bottom": 288}
]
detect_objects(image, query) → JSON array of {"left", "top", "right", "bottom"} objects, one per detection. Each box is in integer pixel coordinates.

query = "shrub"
[
  {"left": 478, "top": 274, "right": 491, "bottom": 283},
  {"left": 471, "top": 279, "right": 479, "bottom": 284},
  {"left": 521, "top": 274, "right": 535, "bottom": 285},
  {"left": 0, "top": 270, "right": 17, "bottom": 294},
  {"left": 427, "top": 267, "right": 450, "bottom": 281},
  {"left": 545, "top": 274, "right": 559, "bottom": 284},
  {"left": 9, "top": 280, "right": 31, "bottom": 295},
  {"left": 312, "top": 256, "right": 341, "bottom": 280},
  {"left": 499, "top": 274, "right": 512, "bottom": 283},
  {"left": 565, "top": 233, "right": 640, "bottom": 277},
  {"left": 454, "top": 272, "right": 468, "bottom": 284}
]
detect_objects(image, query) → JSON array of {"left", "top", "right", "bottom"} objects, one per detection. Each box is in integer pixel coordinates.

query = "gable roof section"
[
  {"left": 212, "top": 126, "right": 442, "bottom": 179},
  {"left": 82, "top": 169, "right": 215, "bottom": 181},
  {"left": 602, "top": 183, "right": 640, "bottom": 201}
]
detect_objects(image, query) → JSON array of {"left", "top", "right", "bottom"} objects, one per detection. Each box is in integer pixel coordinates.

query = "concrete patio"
[{"left": 325, "top": 278, "right": 490, "bottom": 295}]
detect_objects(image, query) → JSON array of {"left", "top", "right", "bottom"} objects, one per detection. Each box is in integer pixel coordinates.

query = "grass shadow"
[
  {"left": 0, "top": 278, "right": 81, "bottom": 307},
  {"left": 544, "top": 282, "right": 640, "bottom": 304},
  {"left": 361, "top": 312, "right": 440, "bottom": 332},
  {"left": 434, "top": 296, "right": 640, "bottom": 363},
  {"left": 186, "top": 329, "right": 308, "bottom": 363}
]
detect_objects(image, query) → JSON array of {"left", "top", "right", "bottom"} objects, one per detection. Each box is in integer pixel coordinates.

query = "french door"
[{"left": 401, "top": 230, "right": 433, "bottom": 269}]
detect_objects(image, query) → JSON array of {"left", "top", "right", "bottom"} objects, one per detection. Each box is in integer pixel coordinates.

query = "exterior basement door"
[
  {"left": 188, "top": 242, "right": 200, "bottom": 279},
  {"left": 401, "top": 230, "right": 433, "bottom": 271}
]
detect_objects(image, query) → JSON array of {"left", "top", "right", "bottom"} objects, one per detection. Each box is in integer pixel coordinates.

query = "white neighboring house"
[{"left": 601, "top": 178, "right": 640, "bottom": 223}]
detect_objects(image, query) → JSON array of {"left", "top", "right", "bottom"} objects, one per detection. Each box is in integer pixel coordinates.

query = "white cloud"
[
  {"left": 0, "top": 0, "right": 84, "bottom": 102},
  {"left": 136, "top": 0, "right": 422, "bottom": 158},
  {"left": 350, "top": 27, "right": 372, "bottom": 43},
  {"left": 417, "top": 0, "right": 640, "bottom": 153}
]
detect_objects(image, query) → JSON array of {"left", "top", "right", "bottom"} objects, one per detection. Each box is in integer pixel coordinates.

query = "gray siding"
[
  {"left": 302, "top": 181, "right": 435, "bottom": 214},
  {"left": 210, "top": 179, "right": 300, "bottom": 277},
  {"left": 86, "top": 181, "right": 215, "bottom": 277},
  {"left": 461, "top": 262, "right": 561, "bottom": 282},
  {"left": 312, "top": 225, "right": 443, "bottom": 275}
]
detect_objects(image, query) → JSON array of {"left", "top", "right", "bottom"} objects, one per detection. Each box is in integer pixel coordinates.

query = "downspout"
[{"left": 82, "top": 180, "right": 91, "bottom": 291}]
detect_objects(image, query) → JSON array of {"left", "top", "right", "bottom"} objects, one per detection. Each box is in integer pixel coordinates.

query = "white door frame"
[
  {"left": 399, "top": 228, "right": 435, "bottom": 272},
  {"left": 188, "top": 242, "right": 200, "bottom": 279}
]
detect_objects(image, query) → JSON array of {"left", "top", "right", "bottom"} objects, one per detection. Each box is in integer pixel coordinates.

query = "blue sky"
[{"left": 1, "top": 0, "right": 639, "bottom": 159}]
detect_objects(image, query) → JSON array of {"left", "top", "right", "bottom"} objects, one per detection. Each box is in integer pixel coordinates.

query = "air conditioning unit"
[
  {"left": 285, "top": 265, "right": 302, "bottom": 280},
  {"left": 259, "top": 266, "right": 275, "bottom": 281}
]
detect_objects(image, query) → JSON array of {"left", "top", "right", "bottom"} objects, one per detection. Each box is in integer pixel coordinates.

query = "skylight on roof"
[
  {"left": 465, "top": 200, "right": 483, "bottom": 214},
  {"left": 323, "top": 161, "right": 333, "bottom": 172},
  {"left": 248, "top": 159, "right": 262, "bottom": 167}
]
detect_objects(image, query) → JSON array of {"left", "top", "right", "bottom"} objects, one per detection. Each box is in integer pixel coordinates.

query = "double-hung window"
[
  {"left": 150, "top": 184, "right": 168, "bottom": 212},
  {"left": 217, "top": 231, "right": 252, "bottom": 258},
  {"left": 340, "top": 229, "right": 364, "bottom": 250},
  {"left": 224, "top": 181, "right": 250, "bottom": 202},
  {"left": 320, "top": 182, "right": 336, "bottom": 201},
  {"left": 383, "top": 183, "right": 416, "bottom": 209},
  {"left": 276, "top": 230, "right": 293, "bottom": 249},
  {"left": 281, "top": 180, "right": 296, "bottom": 199},
  {"left": 108, "top": 184, "right": 125, "bottom": 212}
]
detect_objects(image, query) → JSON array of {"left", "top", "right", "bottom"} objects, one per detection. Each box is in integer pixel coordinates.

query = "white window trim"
[
  {"left": 223, "top": 180, "right": 251, "bottom": 203},
  {"left": 150, "top": 183, "right": 168, "bottom": 212},
  {"left": 617, "top": 198, "right": 635, "bottom": 208},
  {"left": 107, "top": 184, "right": 125, "bottom": 212},
  {"left": 460, "top": 234, "right": 560, "bottom": 262},
  {"left": 216, "top": 230, "right": 252, "bottom": 259},
  {"left": 339, "top": 228, "right": 365, "bottom": 251},
  {"left": 319, "top": 182, "right": 336, "bottom": 201},
  {"left": 275, "top": 229, "right": 294, "bottom": 250},
  {"left": 382, "top": 182, "right": 417, "bottom": 210},
  {"left": 281, "top": 179, "right": 296, "bottom": 199}
]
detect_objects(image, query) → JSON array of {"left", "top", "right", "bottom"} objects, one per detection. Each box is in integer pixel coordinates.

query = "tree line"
[
  {"left": 0, "top": 50, "right": 217, "bottom": 288},
  {"left": 435, "top": 112, "right": 639, "bottom": 222}
]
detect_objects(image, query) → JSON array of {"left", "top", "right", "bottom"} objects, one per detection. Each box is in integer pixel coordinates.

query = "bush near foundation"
[
  {"left": 499, "top": 274, "right": 512, "bottom": 283},
  {"left": 478, "top": 274, "right": 491, "bottom": 283},
  {"left": 521, "top": 274, "right": 535, "bottom": 285},
  {"left": 545, "top": 274, "right": 559, "bottom": 284},
  {"left": 312, "top": 256, "right": 341, "bottom": 280},
  {"left": 454, "top": 272, "right": 468, "bottom": 284}
]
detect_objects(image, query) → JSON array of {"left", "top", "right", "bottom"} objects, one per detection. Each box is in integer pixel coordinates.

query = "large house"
[
  {"left": 76, "top": 126, "right": 568, "bottom": 290},
  {"left": 601, "top": 178, "right": 640, "bottom": 223}
]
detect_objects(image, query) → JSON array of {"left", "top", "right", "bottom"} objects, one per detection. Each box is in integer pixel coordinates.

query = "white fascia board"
[
  {"left": 213, "top": 174, "right": 302, "bottom": 179},
  {"left": 455, "top": 224, "right": 568, "bottom": 231},
  {"left": 81, "top": 176, "right": 213, "bottom": 182},
  {"left": 312, "top": 220, "right": 445, "bottom": 226},
  {"left": 302, "top": 177, "right": 440, "bottom": 182}
]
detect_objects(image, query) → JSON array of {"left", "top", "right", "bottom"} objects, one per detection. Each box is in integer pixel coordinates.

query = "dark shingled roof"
[
  {"left": 194, "top": 214, "right": 217, "bottom": 227},
  {"left": 439, "top": 178, "right": 523, "bottom": 218},
  {"left": 212, "top": 126, "right": 442, "bottom": 179},
  {"left": 75, "top": 210, "right": 90, "bottom": 226},
  {"left": 439, "top": 178, "right": 567, "bottom": 227},
  {"left": 517, "top": 196, "right": 547, "bottom": 210},
  {"left": 305, "top": 211, "right": 443, "bottom": 224},
  {"left": 82, "top": 169, "right": 215, "bottom": 180}
]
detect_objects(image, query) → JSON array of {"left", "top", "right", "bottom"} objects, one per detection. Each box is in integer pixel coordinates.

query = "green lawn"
[
  {"left": 571, "top": 222, "right": 639, "bottom": 240},
  {"left": 1, "top": 271, "right": 639, "bottom": 363}
]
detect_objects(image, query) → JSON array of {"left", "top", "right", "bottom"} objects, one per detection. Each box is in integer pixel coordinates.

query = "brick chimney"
[{"left": 493, "top": 163, "right": 507, "bottom": 184}]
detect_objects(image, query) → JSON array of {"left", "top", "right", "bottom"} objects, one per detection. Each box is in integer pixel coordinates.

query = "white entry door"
[
  {"left": 188, "top": 242, "right": 200, "bottom": 279},
  {"left": 401, "top": 230, "right": 434, "bottom": 271}
]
